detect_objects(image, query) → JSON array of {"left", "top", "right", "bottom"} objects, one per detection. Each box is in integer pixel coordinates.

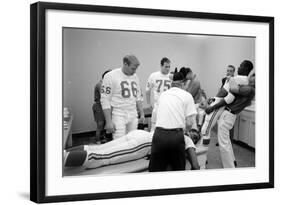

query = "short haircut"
[
  {"left": 160, "top": 57, "right": 171, "bottom": 66},
  {"left": 102, "top": 69, "right": 112, "bottom": 79},
  {"left": 123, "top": 55, "right": 140, "bottom": 66},
  {"left": 179, "top": 67, "right": 192, "bottom": 78},
  {"left": 238, "top": 60, "right": 254, "bottom": 76},
  {"left": 173, "top": 72, "right": 185, "bottom": 82},
  {"left": 185, "top": 67, "right": 192, "bottom": 74},
  {"left": 179, "top": 67, "right": 188, "bottom": 77},
  {"left": 228, "top": 65, "right": 235, "bottom": 71}
]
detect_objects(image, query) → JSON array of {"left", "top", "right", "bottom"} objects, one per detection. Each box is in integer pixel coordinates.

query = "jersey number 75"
[{"left": 156, "top": 79, "right": 171, "bottom": 92}]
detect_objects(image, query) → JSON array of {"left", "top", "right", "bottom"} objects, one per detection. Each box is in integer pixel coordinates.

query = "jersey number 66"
[{"left": 120, "top": 81, "right": 138, "bottom": 98}]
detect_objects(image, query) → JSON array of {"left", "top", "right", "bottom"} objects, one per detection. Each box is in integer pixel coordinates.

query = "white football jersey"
[
  {"left": 223, "top": 75, "right": 249, "bottom": 104},
  {"left": 101, "top": 68, "right": 142, "bottom": 110},
  {"left": 146, "top": 71, "right": 171, "bottom": 106},
  {"left": 223, "top": 75, "right": 248, "bottom": 91}
]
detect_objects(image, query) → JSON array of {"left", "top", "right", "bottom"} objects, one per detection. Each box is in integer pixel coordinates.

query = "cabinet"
[
  {"left": 64, "top": 110, "right": 73, "bottom": 149},
  {"left": 233, "top": 107, "right": 255, "bottom": 148}
]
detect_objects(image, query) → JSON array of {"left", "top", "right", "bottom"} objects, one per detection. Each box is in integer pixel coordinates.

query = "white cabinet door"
[
  {"left": 233, "top": 116, "right": 240, "bottom": 141},
  {"left": 238, "top": 116, "right": 250, "bottom": 145},
  {"left": 248, "top": 120, "right": 255, "bottom": 148},
  {"left": 227, "top": 109, "right": 255, "bottom": 148}
]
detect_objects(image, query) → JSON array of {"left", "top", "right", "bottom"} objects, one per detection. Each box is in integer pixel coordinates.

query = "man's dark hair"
[
  {"left": 173, "top": 72, "right": 185, "bottom": 81},
  {"left": 102, "top": 69, "right": 112, "bottom": 79},
  {"left": 171, "top": 72, "right": 185, "bottom": 87},
  {"left": 179, "top": 67, "right": 192, "bottom": 78},
  {"left": 160, "top": 57, "right": 171, "bottom": 66},
  {"left": 238, "top": 60, "right": 253, "bottom": 76},
  {"left": 123, "top": 57, "right": 131, "bottom": 66},
  {"left": 179, "top": 67, "right": 187, "bottom": 77}
]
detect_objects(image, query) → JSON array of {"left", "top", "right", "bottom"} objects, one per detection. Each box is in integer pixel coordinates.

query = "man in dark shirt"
[
  {"left": 180, "top": 67, "right": 203, "bottom": 104},
  {"left": 92, "top": 69, "right": 111, "bottom": 144},
  {"left": 201, "top": 61, "right": 252, "bottom": 147},
  {"left": 216, "top": 70, "right": 255, "bottom": 168}
]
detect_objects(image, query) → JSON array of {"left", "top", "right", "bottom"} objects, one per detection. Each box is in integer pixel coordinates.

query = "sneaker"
[
  {"left": 101, "top": 138, "right": 107, "bottom": 144},
  {"left": 105, "top": 133, "right": 113, "bottom": 142}
]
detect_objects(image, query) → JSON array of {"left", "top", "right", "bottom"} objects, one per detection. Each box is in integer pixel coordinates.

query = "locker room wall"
[
  {"left": 63, "top": 28, "right": 254, "bottom": 133},
  {"left": 199, "top": 36, "right": 255, "bottom": 98},
  {"left": 63, "top": 28, "right": 205, "bottom": 133}
]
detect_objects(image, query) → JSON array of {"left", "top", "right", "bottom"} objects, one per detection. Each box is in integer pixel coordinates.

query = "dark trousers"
[{"left": 148, "top": 127, "right": 186, "bottom": 172}]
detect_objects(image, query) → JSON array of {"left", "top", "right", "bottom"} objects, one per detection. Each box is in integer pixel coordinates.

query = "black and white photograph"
[
  {"left": 2, "top": 0, "right": 281, "bottom": 204},
  {"left": 62, "top": 28, "right": 256, "bottom": 176},
  {"left": 29, "top": 1, "right": 274, "bottom": 203}
]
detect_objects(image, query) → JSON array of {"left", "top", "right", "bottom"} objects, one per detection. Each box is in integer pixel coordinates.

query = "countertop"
[{"left": 244, "top": 102, "right": 255, "bottom": 112}]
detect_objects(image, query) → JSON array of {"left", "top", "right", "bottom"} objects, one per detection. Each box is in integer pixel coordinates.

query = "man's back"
[
  {"left": 186, "top": 79, "right": 201, "bottom": 104},
  {"left": 94, "top": 80, "right": 102, "bottom": 103},
  {"left": 156, "top": 87, "right": 196, "bottom": 129}
]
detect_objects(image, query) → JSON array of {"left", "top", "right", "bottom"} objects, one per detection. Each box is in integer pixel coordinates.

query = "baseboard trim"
[
  {"left": 232, "top": 139, "right": 255, "bottom": 152},
  {"left": 72, "top": 131, "right": 96, "bottom": 139}
]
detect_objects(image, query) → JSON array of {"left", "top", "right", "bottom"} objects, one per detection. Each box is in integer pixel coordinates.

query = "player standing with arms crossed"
[
  {"left": 146, "top": 57, "right": 172, "bottom": 132},
  {"left": 101, "top": 55, "right": 145, "bottom": 140}
]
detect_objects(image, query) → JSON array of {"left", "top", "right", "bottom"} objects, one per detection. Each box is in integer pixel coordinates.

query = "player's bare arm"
[
  {"left": 145, "top": 75, "right": 154, "bottom": 108},
  {"left": 186, "top": 148, "right": 200, "bottom": 170},
  {"left": 137, "top": 100, "right": 145, "bottom": 123},
  {"left": 145, "top": 89, "right": 152, "bottom": 108},
  {"left": 205, "top": 99, "right": 226, "bottom": 114},
  {"left": 103, "top": 109, "right": 116, "bottom": 133},
  {"left": 187, "top": 80, "right": 200, "bottom": 97}
]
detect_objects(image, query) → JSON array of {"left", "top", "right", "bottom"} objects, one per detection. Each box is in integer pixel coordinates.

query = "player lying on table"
[{"left": 64, "top": 129, "right": 201, "bottom": 170}]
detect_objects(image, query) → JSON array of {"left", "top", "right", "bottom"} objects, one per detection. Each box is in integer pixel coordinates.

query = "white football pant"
[{"left": 112, "top": 108, "right": 138, "bottom": 139}]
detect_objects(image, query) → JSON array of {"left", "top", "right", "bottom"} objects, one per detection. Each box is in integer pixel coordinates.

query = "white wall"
[
  {"left": 1, "top": 1, "right": 280, "bottom": 205},
  {"left": 200, "top": 36, "right": 255, "bottom": 97},
  {"left": 64, "top": 29, "right": 205, "bottom": 133}
]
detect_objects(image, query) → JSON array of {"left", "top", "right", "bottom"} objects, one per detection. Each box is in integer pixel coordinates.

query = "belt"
[
  {"left": 156, "top": 127, "right": 183, "bottom": 132},
  {"left": 225, "top": 107, "right": 235, "bottom": 114}
]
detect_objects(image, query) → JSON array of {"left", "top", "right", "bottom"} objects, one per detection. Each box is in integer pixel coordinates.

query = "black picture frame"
[{"left": 30, "top": 1, "right": 274, "bottom": 203}]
